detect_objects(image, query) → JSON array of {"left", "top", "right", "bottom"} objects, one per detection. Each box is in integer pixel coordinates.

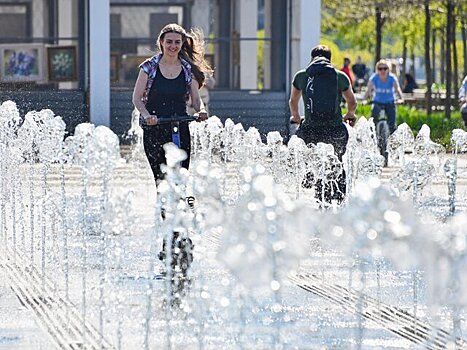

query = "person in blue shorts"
[{"left": 363, "top": 59, "right": 404, "bottom": 134}]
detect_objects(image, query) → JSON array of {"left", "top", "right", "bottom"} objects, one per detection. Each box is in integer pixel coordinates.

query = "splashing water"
[{"left": 0, "top": 101, "right": 466, "bottom": 349}]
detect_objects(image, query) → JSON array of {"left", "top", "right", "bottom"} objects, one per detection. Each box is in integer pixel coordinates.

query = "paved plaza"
[{"left": 0, "top": 144, "right": 466, "bottom": 349}]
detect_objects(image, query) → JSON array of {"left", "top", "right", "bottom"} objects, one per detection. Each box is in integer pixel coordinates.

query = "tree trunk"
[
  {"left": 375, "top": 6, "right": 383, "bottom": 64},
  {"left": 431, "top": 28, "right": 436, "bottom": 84},
  {"left": 410, "top": 51, "right": 416, "bottom": 78},
  {"left": 441, "top": 30, "right": 445, "bottom": 84},
  {"left": 425, "top": 0, "right": 432, "bottom": 115},
  {"left": 462, "top": 18, "right": 467, "bottom": 77},
  {"left": 452, "top": 10, "right": 459, "bottom": 96},
  {"left": 402, "top": 37, "right": 407, "bottom": 83},
  {"left": 445, "top": 0, "right": 453, "bottom": 118}
]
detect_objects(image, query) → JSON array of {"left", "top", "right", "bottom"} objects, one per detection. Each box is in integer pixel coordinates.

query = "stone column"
[
  {"left": 58, "top": 0, "right": 78, "bottom": 89},
  {"left": 290, "top": 0, "right": 321, "bottom": 114},
  {"left": 32, "top": 0, "right": 45, "bottom": 38},
  {"left": 238, "top": 0, "right": 258, "bottom": 90},
  {"left": 299, "top": 0, "right": 321, "bottom": 68},
  {"left": 89, "top": 0, "right": 110, "bottom": 126},
  {"left": 190, "top": 0, "right": 210, "bottom": 37},
  {"left": 216, "top": 0, "right": 231, "bottom": 88},
  {"left": 263, "top": 0, "right": 272, "bottom": 90}
]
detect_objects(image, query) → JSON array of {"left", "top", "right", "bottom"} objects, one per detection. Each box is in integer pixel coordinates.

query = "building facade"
[{"left": 0, "top": 0, "right": 320, "bottom": 139}]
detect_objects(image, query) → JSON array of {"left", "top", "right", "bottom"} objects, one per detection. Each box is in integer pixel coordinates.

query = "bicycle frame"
[{"left": 372, "top": 104, "right": 390, "bottom": 166}]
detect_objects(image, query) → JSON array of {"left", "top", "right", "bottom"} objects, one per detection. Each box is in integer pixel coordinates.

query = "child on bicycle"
[{"left": 363, "top": 59, "right": 404, "bottom": 134}]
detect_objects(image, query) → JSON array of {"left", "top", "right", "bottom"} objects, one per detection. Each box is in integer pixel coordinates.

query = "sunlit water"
[{"left": 0, "top": 100, "right": 466, "bottom": 349}]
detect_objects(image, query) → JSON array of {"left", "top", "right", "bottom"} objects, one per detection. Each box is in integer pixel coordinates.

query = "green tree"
[{"left": 322, "top": 0, "right": 466, "bottom": 115}]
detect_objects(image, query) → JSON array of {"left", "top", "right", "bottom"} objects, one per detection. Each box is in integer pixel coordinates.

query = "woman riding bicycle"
[
  {"left": 363, "top": 59, "right": 404, "bottom": 134},
  {"left": 132, "top": 23, "right": 211, "bottom": 184}
]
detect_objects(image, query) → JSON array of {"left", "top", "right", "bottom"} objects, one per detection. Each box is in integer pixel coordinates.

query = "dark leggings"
[
  {"left": 371, "top": 102, "right": 396, "bottom": 134},
  {"left": 143, "top": 122, "right": 191, "bottom": 183},
  {"left": 298, "top": 123, "right": 348, "bottom": 161},
  {"left": 297, "top": 123, "right": 349, "bottom": 204}
]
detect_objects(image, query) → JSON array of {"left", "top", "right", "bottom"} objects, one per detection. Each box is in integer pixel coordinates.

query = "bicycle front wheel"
[{"left": 376, "top": 121, "right": 389, "bottom": 167}]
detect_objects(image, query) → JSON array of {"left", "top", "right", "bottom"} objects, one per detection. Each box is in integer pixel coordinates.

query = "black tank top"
[{"left": 145, "top": 67, "right": 187, "bottom": 117}]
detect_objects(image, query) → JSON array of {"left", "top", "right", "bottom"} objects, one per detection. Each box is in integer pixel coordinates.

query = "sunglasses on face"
[{"left": 378, "top": 67, "right": 389, "bottom": 71}]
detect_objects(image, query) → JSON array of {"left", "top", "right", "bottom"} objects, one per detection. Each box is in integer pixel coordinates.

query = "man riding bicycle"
[
  {"left": 289, "top": 44, "right": 357, "bottom": 205},
  {"left": 363, "top": 59, "right": 404, "bottom": 134}
]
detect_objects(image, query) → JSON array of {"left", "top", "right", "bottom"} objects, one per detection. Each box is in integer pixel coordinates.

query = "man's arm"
[
  {"left": 289, "top": 86, "right": 302, "bottom": 124},
  {"left": 342, "top": 86, "right": 357, "bottom": 126}
]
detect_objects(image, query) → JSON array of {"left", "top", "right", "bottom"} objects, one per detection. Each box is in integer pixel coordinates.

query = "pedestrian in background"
[
  {"left": 341, "top": 57, "right": 353, "bottom": 86},
  {"left": 402, "top": 73, "right": 418, "bottom": 93},
  {"left": 352, "top": 56, "right": 366, "bottom": 82},
  {"left": 352, "top": 56, "right": 367, "bottom": 92},
  {"left": 459, "top": 75, "right": 467, "bottom": 127}
]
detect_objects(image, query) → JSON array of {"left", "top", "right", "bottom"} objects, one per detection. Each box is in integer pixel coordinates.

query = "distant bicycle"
[
  {"left": 368, "top": 101, "right": 402, "bottom": 167},
  {"left": 375, "top": 105, "right": 390, "bottom": 167}
]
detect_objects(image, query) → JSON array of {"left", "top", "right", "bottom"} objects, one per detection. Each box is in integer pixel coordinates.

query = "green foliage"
[
  {"left": 384, "top": 7, "right": 426, "bottom": 57},
  {"left": 321, "top": 35, "right": 373, "bottom": 69},
  {"left": 321, "top": 0, "right": 466, "bottom": 82},
  {"left": 257, "top": 29, "right": 265, "bottom": 90},
  {"left": 397, "top": 107, "right": 464, "bottom": 148},
  {"left": 352, "top": 104, "right": 465, "bottom": 148}
]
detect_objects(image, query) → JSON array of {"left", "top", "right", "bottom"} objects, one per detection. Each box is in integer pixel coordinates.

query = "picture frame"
[
  {"left": 110, "top": 53, "right": 120, "bottom": 82},
  {"left": 0, "top": 44, "right": 44, "bottom": 82},
  {"left": 47, "top": 45, "right": 78, "bottom": 82}
]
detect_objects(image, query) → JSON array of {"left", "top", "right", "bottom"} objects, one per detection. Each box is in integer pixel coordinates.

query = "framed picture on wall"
[
  {"left": 47, "top": 45, "right": 78, "bottom": 82},
  {"left": 110, "top": 53, "right": 120, "bottom": 82},
  {"left": 0, "top": 44, "right": 44, "bottom": 82}
]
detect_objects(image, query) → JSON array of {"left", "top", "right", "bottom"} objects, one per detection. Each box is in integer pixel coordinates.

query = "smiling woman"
[
  {"left": 131, "top": 23, "right": 213, "bottom": 185},
  {"left": 363, "top": 59, "right": 405, "bottom": 137}
]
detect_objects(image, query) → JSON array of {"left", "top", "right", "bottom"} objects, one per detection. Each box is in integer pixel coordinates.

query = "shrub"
[{"left": 351, "top": 105, "right": 464, "bottom": 149}]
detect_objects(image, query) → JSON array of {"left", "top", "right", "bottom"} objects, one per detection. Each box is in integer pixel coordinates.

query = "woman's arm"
[
  {"left": 393, "top": 78, "right": 404, "bottom": 101},
  {"left": 190, "top": 79, "right": 208, "bottom": 121},
  {"left": 363, "top": 80, "right": 374, "bottom": 100},
  {"left": 132, "top": 70, "right": 158, "bottom": 125}
]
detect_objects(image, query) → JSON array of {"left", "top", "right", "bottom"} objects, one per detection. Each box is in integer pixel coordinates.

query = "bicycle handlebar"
[
  {"left": 290, "top": 116, "right": 305, "bottom": 125},
  {"left": 363, "top": 100, "right": 404, "bottom": 106},
  {"left": 156, "top": 115, "right": 198, "bottom": 124},
  {"left": 141, "top": 115, "right": 199, "bottom": 125}
]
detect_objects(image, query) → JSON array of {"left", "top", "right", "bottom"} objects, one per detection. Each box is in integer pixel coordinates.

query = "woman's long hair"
[{"left": 157, "top": 23, "right": 212, "bottom": 87}]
